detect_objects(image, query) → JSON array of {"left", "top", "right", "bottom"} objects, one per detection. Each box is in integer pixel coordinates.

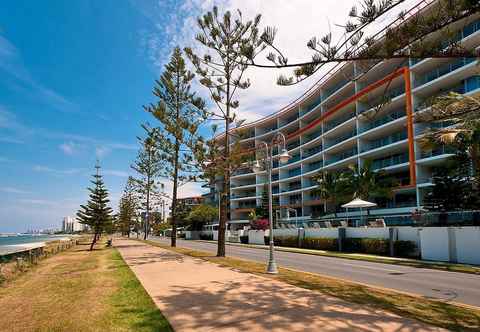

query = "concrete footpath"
[{"left": 115, "top": 239, "right": 447, "bottom": 332}]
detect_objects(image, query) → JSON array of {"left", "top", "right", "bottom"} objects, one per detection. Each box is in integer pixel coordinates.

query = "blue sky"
[
  {"left": 0, "top": 0, "right": 193, "bottom": 232},
  {"left": 1, "top": 0, "right": 395, "bottom": 232}
]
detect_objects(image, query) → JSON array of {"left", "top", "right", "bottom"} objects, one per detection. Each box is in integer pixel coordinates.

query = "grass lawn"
[
  {"left": 0, "top": 240, "right": 172, "bottom": 332},
  {"left": 145, "top": 240, "right": 480, "bottom": 332}
]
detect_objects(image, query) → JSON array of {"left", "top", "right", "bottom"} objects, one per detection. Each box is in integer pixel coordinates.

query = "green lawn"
[{"left": 0, "top": 241, "right": 172, "bottom": 332}]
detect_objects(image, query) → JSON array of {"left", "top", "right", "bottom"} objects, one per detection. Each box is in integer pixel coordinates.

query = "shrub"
[
  {"left": 394, "top": 240, "right": 418, "bottom": 258},
  {"left": 343, "top": 238, "right": 363, "bottom": 252},
  {"left": 344, "top": 238, "right": 389, "bottom": 255},
  {"left": 239, "top": 235, "right": 249, "bottom": 244},
  {"left": 199, "top": 233, "right": 213, "bottom": 241},
  {"left": 251, "top": 218, "right": 269, "bottom": 230},
  {"left": 361, "top": 238, "right": 389, "bottom": 255},
  {"left": 276, "top": 236, "right": 299, "bottom": 248},
  {"left": 303, "top": 237, "right": 338, "bottom": 251},
  {"left": 263, "top": 236, "right": 294, "bottom": 246}
]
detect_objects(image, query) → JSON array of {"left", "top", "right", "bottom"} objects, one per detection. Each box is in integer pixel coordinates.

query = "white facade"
[{"left": 213, "top": 10, "right": 480, "bottom": 228}]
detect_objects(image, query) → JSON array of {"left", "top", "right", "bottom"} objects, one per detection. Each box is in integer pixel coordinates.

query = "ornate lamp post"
[{"left": 253, "top": 132, "right": 290, "bottom": 274}]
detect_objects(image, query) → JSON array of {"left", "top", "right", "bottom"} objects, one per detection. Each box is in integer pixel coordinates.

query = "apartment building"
[{"left": 214, "top": 3, "right": 480, "bottom": 229}]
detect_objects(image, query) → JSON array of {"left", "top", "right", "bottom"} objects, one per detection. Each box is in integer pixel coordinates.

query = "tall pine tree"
[
  {"left": 76, "top": 162, "right": 113, "bottom": 251},
  {"left": 144, "top": 47, "right": 206, "bottom": 247},
  {"left": 185, "top": 7, "right": 272, "bottom": 257},
  {"left": 116, "top": 176, "right": 139, "bottom": 237},
  {"left": 131, "top": 130, "right": 164, "bottom": 240}
]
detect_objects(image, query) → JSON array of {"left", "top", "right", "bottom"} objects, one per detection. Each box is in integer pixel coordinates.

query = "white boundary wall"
[
  {"left": 186, "top": 226, "right": 479, "bottom": 265},
  {"left": 248, "top": 230, "right": 266, "bottom": 244}
]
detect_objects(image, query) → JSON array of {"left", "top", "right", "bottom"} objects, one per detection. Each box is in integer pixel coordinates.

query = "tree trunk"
[
  {"left": 89, "top": 233, "right": 98, "bottom": 251},
  {"left": 171, "top": 146, "right": 179, "bottom": 247},
  {"left": 144, "top": 149, "right": 152, "bottom": 240},
  {"left": 217, "top": 112, "right": 230, "bottom": 257},
  {"left": 171, "top": 68, "right": 181, "bottom": 248}
]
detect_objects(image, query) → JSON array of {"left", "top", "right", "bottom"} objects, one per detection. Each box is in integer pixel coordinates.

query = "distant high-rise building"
[{"left": 62, "top": 216, "right": 84, "bottom": 233}]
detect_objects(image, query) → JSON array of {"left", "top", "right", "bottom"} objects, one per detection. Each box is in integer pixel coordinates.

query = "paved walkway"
[{"left": 115, "top": 239, "right": 447, "bottom": 332}]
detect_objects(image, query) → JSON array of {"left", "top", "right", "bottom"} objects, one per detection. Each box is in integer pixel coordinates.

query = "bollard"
[{"left": 338, "top": 227, "right": 346, "bottom": 252}]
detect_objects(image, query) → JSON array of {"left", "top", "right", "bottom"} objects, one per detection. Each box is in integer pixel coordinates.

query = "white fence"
[
  {"left": 419, "top": 227, "right": 480, "bottom": 265},
  {"left": 186, "top": 226, "right": 480, "bottom": 265}
]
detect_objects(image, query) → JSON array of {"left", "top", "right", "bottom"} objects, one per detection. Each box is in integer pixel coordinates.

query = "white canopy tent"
[{"left": 342, "top": 198, "right": 377, "bottom": 227}]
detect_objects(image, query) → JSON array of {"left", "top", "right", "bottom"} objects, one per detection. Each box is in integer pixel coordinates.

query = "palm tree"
[
  {"left": 416, "top": 92, "right": 480, "bottom": 183},
  {"left": 344, "top": 160, "right": 397, "bottom": 202},
  {"left": 312, "top": 171, "right": 349, "bottom": 217}
]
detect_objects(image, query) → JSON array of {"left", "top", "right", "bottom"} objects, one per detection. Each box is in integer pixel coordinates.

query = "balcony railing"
[
  {"left": 305, "top": 160, "right": 323, "bottom": 172},
  {"left": 360, "top": 111, "right": 405, "bottom": 133},
  {"left": 420, "top": 146, "right": 456, "bottom": 159},
  {"left": 416, "top": 76, "right": 480, "bottom": 112},
  {"left": 288, "top": 167, "right": 302, "bottom": 177},
  {"left": 232, "top": 168, "right": 253, "bottom": 176},
  {"left": 372, "top": 152, "right": 409, "bottom": 170},
  {"left": 323, "top": 78, "right": 351, "bottom": 100},
  {"left": 287, "top": 140, "right": 301, "bottom": 151},
  {"left": 410, "top": 19, "right": 480, "bottom": 66},
  {"left": 324, "top": 112, "right": 355, "bottom": 132},
  {"left": 237, "top": 203, "right": 256, "bottom": 209},
  {"left": 326, "top": 130, "right": 357, "bottom": 148},
  {"left": 359, "top": 85, "right": 406, "bottom": 115},
  {"left": 303, "top": 145, "right": 322, "bottom": 158},
  {"left": 303, "top": 130, "right": 322, "bottom": 143},
  {"left": 325, "top": 147, "right": 358, "bottom": 165},
  {"left": 362, "top": 130, "right": 407, "bottom": 152},
  {"left": 300, "top": 95, "right": 322, "bottom": 116},
  {"left": 286, "top": 154, "right": 301, "bottom": 165},
  {"left": 286, "top": 182, "right": 302, "bottom": 192},
  {"left": 415, "top": 57, "right": 476, "bottom": 87},
  {"left": 231, "top": 192, "right": 256, "bottom": 199},
  {"left": 231, "top": 181, "right": 256, "bottom": 188}
]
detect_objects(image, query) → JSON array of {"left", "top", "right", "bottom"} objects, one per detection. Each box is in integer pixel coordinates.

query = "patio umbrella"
[{"left": 341, "top": 198, "right": 377, "bottom": 226}]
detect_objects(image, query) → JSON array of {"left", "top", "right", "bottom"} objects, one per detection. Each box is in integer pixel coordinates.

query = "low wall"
[
  {"left": 304, "top": 228, "right": 339, "bottom": 238},
  {"left": 455, "top": 227, "right": 480, "bottom": 265},
  {"left": 247, "top": 230, "right": 265, "bottom": 245},
  {"left": 346, "top": 227, "right": 390, "bottom": 239},
  {"left": 420, "top": 226, "right": 480, "bottom": 265}
]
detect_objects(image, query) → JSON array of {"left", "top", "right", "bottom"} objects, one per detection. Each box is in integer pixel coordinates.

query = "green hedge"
[
  {"left": 199, "top": 233, "right": 213, "bottom": 241},
  {"left": 261, "top": 236, "right": 417, "bottom": 257},
  {"left": 394, "top": 240, "right": 418, "bottom": 258},
  {"left": 344, "top": 238, "right": 389, "bottom": 255},
  {"left": 302, "top": 237, "right": 338, "bottom": 251},
  {"left": 239, "top": 235, "right": 249, "bottom": 244}
]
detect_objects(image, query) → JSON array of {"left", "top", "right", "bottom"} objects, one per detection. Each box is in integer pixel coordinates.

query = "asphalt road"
[{"left": 149, "top": 236, "right": 480, "bottom": 308}]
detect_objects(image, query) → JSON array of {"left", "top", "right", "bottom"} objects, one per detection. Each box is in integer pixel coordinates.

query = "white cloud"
[
  {"left": 136, "top": 0, "right": 418, "bottom": 124},
  {"left": 59, "top": 141, "right": 84, "bottom": 155},
  {"left": 95, "top": 146, "right": 111, "bottom": 158},
  {"left": 33, "top": 165, "right": 84, "bottom": 176},
  {"left": 0, "top": 187, "right": 31, "bottom": 194},
  {"left": 103, "top": 169, "right": 130, "bottom": 178}
]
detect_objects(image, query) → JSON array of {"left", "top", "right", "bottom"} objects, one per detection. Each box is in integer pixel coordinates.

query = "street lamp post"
[{"left": 253, "top": 132, "right": 290, "bottom": 274}]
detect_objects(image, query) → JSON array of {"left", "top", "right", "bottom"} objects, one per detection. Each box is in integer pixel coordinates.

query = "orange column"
[{"left": 403, "top": 67, "right": 417, "bottom": 186}]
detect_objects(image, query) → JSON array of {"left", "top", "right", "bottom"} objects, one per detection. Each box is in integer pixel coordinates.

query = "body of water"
[{"left": 0, "top": 234, "right": 70, "bottom": 255}]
